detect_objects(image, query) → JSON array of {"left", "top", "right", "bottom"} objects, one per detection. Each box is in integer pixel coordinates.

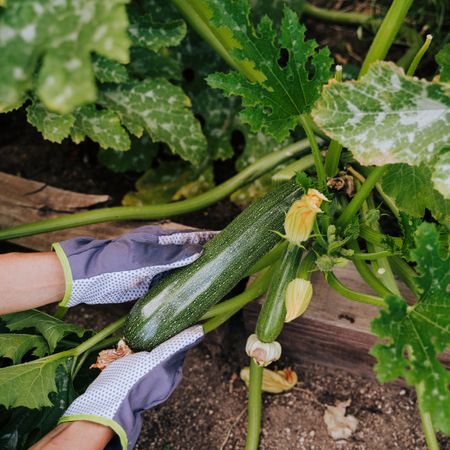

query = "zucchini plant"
[{"left": 0, "top": 0, "right": 449, "bottom": 449}]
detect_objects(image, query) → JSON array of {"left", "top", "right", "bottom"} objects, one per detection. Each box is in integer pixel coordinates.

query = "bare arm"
[
  {"left": 0, "top": 252, "right": 65, "bottom": 315},
  {"left": 30, "top": 421, "right": 114, "bottom": 450}
]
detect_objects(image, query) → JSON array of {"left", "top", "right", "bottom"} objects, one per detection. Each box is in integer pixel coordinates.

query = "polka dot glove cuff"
[
  {"left": 60, "top": 325, "right": 204, "bottom": 450},
  {"left": 52, "top": 226, "right": 217, "bottom": 307}
]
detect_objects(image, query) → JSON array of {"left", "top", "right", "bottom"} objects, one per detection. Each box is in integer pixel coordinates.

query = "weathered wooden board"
[
  {"left": 244, "top": 264, "right": 450, "bottom": 378},
  {"left": 0, "top": 172, "right": 192, "bottom": 251}
]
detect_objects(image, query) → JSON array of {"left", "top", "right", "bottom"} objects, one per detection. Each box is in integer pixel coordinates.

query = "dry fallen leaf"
[
  {"left": 323, "top": 399, "right": 358, "bottom": 440},
  {"left": 90, "top": 338, "right": 133, "bottom": 370},
  {"left": 240, "top": 366, "right": 298, "bottom": 393}
]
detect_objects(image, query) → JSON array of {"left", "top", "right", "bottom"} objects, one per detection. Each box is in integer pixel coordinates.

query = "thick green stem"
[
  {"left": 348, "top": 241, "right": 392, "bottom": 297},
  {"left": 336, "top": 166, "right": 387, "bottom": 227},
  {"left": 299, "top": 114, "right": 326, "bottom": 188},
  {"left": 325, "top": 272, "right": 385, "bottom": 307},
  {"left": 389, "top": 256, "right": 419, "bottom": 298},
  {"left": 407, "top": 34, "right": 432, "bottom": 76},
  {"left": 246, "top": 241, "right": 287, "bottom": 276},
  {"left": 245, "top": 359, "right": 263, "bottom": 450},
  {"left": 417, "top": 382, "right": 440, "bottom": 450},
  {"left": 201, "top": 269, "right": 271, "bottom": 320},
  {"left": 349, "top": 250, "right": 393, "bottom": 260},
  {"left": 0, "top": 140, "right": 312, "bottom": 240},
  {"left": 359, "top": 0, "right": 414, "bottom": 76},
  {"left": 324, "top": 66, "right": 343, "bottom": 177},
  {"left": 297, "top": 251, "right": 316, "bottom": 279},
  {"left": 302, "top": 2, "right": 371, "bottom": 25},
  {"left": 271, "top": 154, "right": 316, "bottom": 184},
  {"left": 359, "top": 224, "right": 403, "bottom": 247}
]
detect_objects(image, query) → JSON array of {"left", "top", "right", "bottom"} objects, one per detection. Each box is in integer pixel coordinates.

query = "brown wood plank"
[
  {"left": 0, "top": 172, "right": 194, "bottom": 251},
  {"left": 244, "top": 264, "right": 450, "bottom": 378}
]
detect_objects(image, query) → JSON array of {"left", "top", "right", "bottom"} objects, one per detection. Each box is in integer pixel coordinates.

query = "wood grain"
[
  {"left": 244, "top": 264, "right": 450, "bottom": 377},
  {"left": 0, "top": 172, "right": 193, "bottom": 251}
]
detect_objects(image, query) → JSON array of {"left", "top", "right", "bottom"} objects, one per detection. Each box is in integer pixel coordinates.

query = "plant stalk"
[
  {"left": 325, "top": 272, "right": 385, "bottom": 307},
  {"left": 407, "top": 34, "right": 432, "bottom": 76},
  {"left": 246, "top": 241, "right": 288, "bottom": 276},
  {"left": 245, "top": 359, "right": 263, "bottom": 450},
  {"left": 201, "top": 269, "right": 271, "bottom": 320},
  {"left": 359, "top": 0, "right": 414, "bottom": 76},
  {"left": 299, "top": 114, "right": 326, "bottom": 188},
  {"left": 417, "top": 382, "right": 440, "bottom": 450},
  {"left": 302, "top": 2, "right": 372, "bottom": 25},
  {"left": 0, "top": 140, "right": 312, "bottom": 240}
]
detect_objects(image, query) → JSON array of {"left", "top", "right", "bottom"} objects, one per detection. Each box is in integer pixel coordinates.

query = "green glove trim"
[
  {"left": 52, "top": 242, "right": 73, "bottom": 307},
  {"left": 58, "top": 414, "right": 128, "bottom": 450}
]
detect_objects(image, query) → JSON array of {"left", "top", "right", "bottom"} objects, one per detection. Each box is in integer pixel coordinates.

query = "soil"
[{"left": 0, "top": 1, "right": 448, "bottom": 449}]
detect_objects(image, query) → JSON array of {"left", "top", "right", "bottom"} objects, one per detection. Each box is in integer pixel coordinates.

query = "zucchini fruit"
[{"left": 124, "top": 181, "right": 302, "bottom": 351}]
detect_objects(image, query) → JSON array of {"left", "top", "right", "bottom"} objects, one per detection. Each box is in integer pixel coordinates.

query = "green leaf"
[
  {"left": 98, "top": 134, "right": 158, "bottom": 173},
  {"left": 0, "top": 363, "right": 75, "bottom": 449},
  {"left": 99, "top": 78, "right": 207, "bottom": 165},
  {"left": 205, "top": 4, "right": 332, "bottom": 141},
  {"left": 123, "top": 162, "right": 213, "bottom": 206},
  {"left": 0, "top": 334, "right": 48, "bottom": 364},
  {"left": 72, "top": 105, "right": 130, "bottom": 151},
  {"left": 432, "top": 151, "right": 450, "bottom": 199},
  {"left": 1, "top": 310, "right": 85, "bottom": 352},
  {"left": 0, "top": 0, "right": 130, "bottom": 113},
  {"left": 370, "top": 223, "right": 450, "bottom": 434},
  {"left": 127, "top": 7, "right": 186, "bottom": 51},
  {"left": 436, "top": 43, "right": 450, "bottom": 82},
  {"left": 382, "top": 164, "right": 450, "bottom": 223},
  {"left": 128, "top": 48, "right": 182, "bottom": 80},
  {"left": 26, "top": 102, "right": 75, "bottom": 144},
  {"left": 0, "top": 354, "right": 72, "bottom": 408},
  {"left": 312, "top": 62, "right": 450, "bottom": 198},
  {"left": 92, "top": 55, "right": 129, "bottom": 84}
]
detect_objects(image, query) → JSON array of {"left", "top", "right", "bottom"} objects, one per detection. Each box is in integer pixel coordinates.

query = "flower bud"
[
  {"left": 245, "top": 334, "right": 282, "bottom": 366},
  {"left": 240, "top": 366, "right": 298, "bottom": 393},
  {"left": 284, "top": 188, "right": 328, "bottom": 245},
  {"left": 284, "top": 278, "right": 313, "bottom": 322}
]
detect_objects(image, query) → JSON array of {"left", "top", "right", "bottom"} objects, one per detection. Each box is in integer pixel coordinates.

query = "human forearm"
[
  {"left": 0, "top": 252, "right": 65, "bottom": 314},
  {"left": 30, "top": 421, "right": 114, "bottom": 450}
]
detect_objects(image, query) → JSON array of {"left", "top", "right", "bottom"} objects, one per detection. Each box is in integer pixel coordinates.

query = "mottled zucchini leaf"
[
  {"left": 312, "top": 62, "right": 450, "bottom": 198},
  {"left": 92, "top": 55, "right": 129, "bottom": 84},
  {"left": 127, "top": 6, "right": 186, "bottom": 51},
  {"left": 98, "top": 134, "right": 159, "bottom": 173},
  {"left": 99, "top": 79, "right": 207, "bottom": 165},
  {"left": 0, "top": 334, "right": 48, "bottom": 364},
  {"left": 0, "top": 0, "right": 130, "bottom": 113},
  {"left": 0, "top": 363, "right": 75, "bottom": 449},
  {"left": 205, "top": 3, "right": 332, "bottom": 141},
  {"left": 1, "top": 310, "right": 85, "bottom": 352},
  {"left": 123, "top": 162, "right": 214, "bottom": 206},
  {"left": 370, "top": 223, "right": 450, "bottom": 434},
  {"left": 436, "top": 43, "right": 450, "bottom": 82},
  {"left": 381, "top": 164, "right": 450, "bottom": 223}
]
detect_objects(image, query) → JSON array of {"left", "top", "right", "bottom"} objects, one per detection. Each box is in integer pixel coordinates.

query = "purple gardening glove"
[
  {"left": 60, "top": 325, "right": 204, "bottom": 450},
  {"left": 52, "top": 226, "right": 216, "bottom": 307}
]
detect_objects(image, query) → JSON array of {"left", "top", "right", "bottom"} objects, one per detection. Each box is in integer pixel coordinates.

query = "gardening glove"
[
  {"left": 52, "top": 226, "right": 216, "bottom": 307},
  {"left": 60, "top": 325, "right": 204, "bottom": 450}
]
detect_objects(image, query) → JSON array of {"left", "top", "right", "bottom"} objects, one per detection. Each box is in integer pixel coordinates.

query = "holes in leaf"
[
  {"left": 182, "top": 68, "right": 195, "bottom": 82},
  {"left": 263, "top": 106, "right": 273, "bottom": 115},
  {"left": 278, "top": 48, "right": 289, "bottom": 68},
  {"left": 305, "top": 60, "right": 316, "bottom": 80}
]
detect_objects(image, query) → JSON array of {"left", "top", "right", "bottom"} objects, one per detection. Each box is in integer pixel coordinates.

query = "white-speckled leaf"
[
  {"left": 26, "top": 102, "right": 75, "bottom": 143},
  {"left": 99, "top": 79, "right": 207, "bottom": 165},
  {"left": 92, "top": 55, "right": 129, "bottom": 84},
  {"left": 71, "top": 105, "right": 130, "bottom": 151},
  {"left": 0, "top": 0, "right": 130, "bottom": 113},
  {"left": 432, "top": 151, "right": 450, "bottom": 199},
  {"left": 128, "top": 7, "right": 186, "bottom": 51},
  {"left": 312, "top": 62, "right": 450, "bottom": 168},
  {"left": 381, "top": 164, "right": 450, "bottom": 223}
]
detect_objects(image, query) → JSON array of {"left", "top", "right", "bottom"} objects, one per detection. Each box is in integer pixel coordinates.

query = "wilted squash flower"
[
  {"left": 284, "top": 189, "right": 328, "bottom": 245},
  {"left": 245, "top": 334, "right": 282, "bottom": 366},
  {"left": 240, "top": 366, "right": 298, "bottom": 393},
  {"left": 285, "top": 278, "right": 313, "bottom": 322}
]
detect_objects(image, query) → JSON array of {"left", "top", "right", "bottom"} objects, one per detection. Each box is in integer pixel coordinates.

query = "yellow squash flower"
[
  {"left": 284, "top": 188, "right": 328, "bottom": 245},
  {"left": 240, "top": 366, "right": 298, "bottom": 393},
  {"left": 284, "top": 278, "right": 313, "bottom": 322},
  {"left": 245, "top": 334, "right": 282, "bottom": 367}
]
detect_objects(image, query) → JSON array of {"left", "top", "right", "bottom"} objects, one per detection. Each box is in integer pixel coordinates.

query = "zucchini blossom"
[
  {"left": 284, "top": 278, "right": 313, "bottom": 322},
  {"left": 245, "top": 334, "right": 282, "bottom": 366}
]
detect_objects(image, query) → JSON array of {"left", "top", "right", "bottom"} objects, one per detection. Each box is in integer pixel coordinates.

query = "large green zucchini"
[{"left": 124, "top": 181, "right": 301, "bottom": 351}]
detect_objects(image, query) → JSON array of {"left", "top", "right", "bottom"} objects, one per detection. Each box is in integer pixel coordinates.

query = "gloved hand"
[
  {"left": 60, "top": 325, "right": 204, "bottom": 450},
  {"left": 52, "top": 226, "right": 216, "bottom": 307}
]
